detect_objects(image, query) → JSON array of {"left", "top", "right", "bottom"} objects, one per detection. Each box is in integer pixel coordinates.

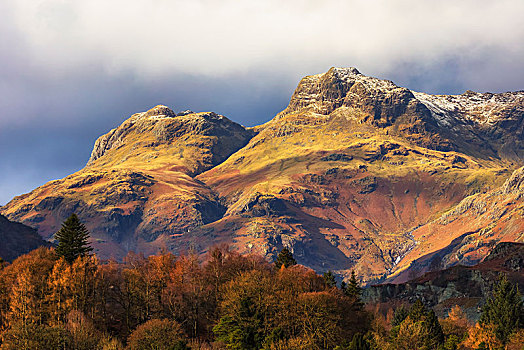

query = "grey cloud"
[{"left": 1, "top": 0, "right": 523, "bottom": 204}]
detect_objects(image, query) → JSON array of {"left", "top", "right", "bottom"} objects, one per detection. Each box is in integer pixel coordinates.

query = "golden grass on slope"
[{"left": 200, "top": 108, "right": 512, "bottom": 202}]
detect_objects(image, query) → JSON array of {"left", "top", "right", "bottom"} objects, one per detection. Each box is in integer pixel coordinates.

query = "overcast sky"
[{"left": 1, "top": 0, "right": 524, "bottom": 205}]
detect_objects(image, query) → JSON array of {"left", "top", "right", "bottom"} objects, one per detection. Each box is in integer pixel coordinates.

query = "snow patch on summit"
[{"left": 414, "top": 90, "right": 524, "bottom": 127}]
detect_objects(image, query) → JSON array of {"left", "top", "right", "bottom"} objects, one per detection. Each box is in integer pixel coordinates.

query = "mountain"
[
  {"left": 363, "top": 241, "right": 524, "bottom": 320},
  {"left": 1, "top": 107, "right": 253, "bottom": 258},
  {"left": 0, "top": 214, "right": 51, "bottom": 262},
  {"left": 1, "top": 67, "right": 523, "bottom": 282}
]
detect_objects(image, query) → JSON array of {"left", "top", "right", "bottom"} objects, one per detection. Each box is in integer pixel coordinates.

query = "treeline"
[
  {"left": 0, "top": 245, "right": 369, "bottom": 349},
  {"left": 1, "top": 248, "right": 523, "bottom": 349},
  {"left": 0, "top": 216, "right": 522, "bottom": 349}
]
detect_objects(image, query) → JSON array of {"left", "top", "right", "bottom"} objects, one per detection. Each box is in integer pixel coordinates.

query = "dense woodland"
[{"left": 0, "top": 216, "right": 523, "bottom": 349}]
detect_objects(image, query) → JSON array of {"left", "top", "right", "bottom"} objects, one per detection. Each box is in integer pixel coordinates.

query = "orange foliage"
[{"left": 462, "top": 323, "right": 503, "bottom": 350}]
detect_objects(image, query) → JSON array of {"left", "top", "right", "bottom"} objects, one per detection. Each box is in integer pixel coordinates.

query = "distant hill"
[
  {"left": 0, "top": 214, "right": 51, "bottom": 262},
  {"left": 1, "top": 67, "right": 523, "bottom": 282}
]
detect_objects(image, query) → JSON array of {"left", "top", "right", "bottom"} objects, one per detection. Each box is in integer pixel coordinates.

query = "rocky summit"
[{"left": 2, "top": 67, "right": 523, "bottom": 284}]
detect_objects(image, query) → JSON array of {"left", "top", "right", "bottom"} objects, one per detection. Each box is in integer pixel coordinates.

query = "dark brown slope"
[{"left": 0, "top": 214, "right": 51, "bottom": 262}]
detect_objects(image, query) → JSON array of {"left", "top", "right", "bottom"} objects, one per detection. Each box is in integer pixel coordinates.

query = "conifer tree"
[
  {"left": 343, "top": 271, "right": 364, "bottom": 310},
  {"left": 54, "top": 214, "right": 93, "bottom": 264},
  {"left": 480, "top": 274, "right": 523, "bottom": 344},
  {"left": 424, "top": 309, "right": 444, "bottom": 347},
  {"left": 323, "top": 270, "right": 337, "bottom": 288},
  {"left": 408, "top": 299, "right": 427, "bottom": 322},
  {"left": 392, "top": 305, "right": 409, "bottom": 327},
  {"left": 345, "top": 271, "right": 362, "bottom": 298},
  {"left": 274, "top": 247, "right": 297, "bottom": 269}
]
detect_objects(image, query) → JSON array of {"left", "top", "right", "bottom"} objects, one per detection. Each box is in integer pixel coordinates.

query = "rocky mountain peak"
[
  {"left": 141, "top": 105, "right": 176, "bottom": 118},
  {"left": 87, "top": 106, "right": 254, "bottom": 172},
  {"left": 328, "top": 66, "right": 361, "bottom": 78},
  {"left": 276, "top": 66, "right": 413, "bottom": 119}
]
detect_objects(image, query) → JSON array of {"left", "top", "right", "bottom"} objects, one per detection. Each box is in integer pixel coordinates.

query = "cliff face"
[{"left": 1, "top": 68, "right": 523, "bottom": 281}]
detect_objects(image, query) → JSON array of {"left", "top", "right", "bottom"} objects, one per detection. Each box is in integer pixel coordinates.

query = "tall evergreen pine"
[
  {"left": 480, "top": 273, "right": 523, "bottom": 344},
  {"left": 424, "top": 309, "right": 445, "bottom": 347},
  {"left": 408, "top": 299, "right": 427, "bottom": 321},
  {"left": 274, "top": 247, "right": 297, "bottom": 269},
  {"left": 392, "top": 305, "right": 409, "bottom": 327},
  {"left": 343, "top": 270, "right": 364, "bottom": 310},
  {"left": 54, "top": 213, "right": 93, "bottom": 264},
  {"left": 345, "top": 271, "right": 362, "bottom": 298}
]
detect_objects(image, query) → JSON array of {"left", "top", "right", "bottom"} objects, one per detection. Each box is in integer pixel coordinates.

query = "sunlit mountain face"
[{"left": 2, "top": 67, "right": 523, "bottom": 284}]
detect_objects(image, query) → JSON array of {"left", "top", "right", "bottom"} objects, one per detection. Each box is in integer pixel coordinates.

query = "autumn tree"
[
  {"left": 127, "top": 318, "right": 189, "bottom": 350},
  {"left": 204, "top": 246, "right": 266, "bottom": 298},
  {"left": 297, "top": 291, "right": 343, "bottom": 348},
  {"left": 275, "top": 247, "right": 297, "bottom": 269},
  {"left": 163, "top": 254, "right": 214, "bottom": 339},
  {"left": 480, "top": 273, "right": 523, "bottom": 344},
  {"left": 0, "top": 248, "right": 59, "bottom": 348},
  {"left": 440, "top": 305, "right": 469, "bottom": 349},
  {"left": 54, "top": 214, "right": 93, "bottom": 264},
  {"left": 5, "top": 248, "right": 57, "bottom": 327},
  {"left": 119, "top": 252, "right": 175, "bottom": 328},
  {"left": 506, "top": 329, "right": 524, "bottom": 350},
  {"left": 462, "top": 323, "right": 503, "bottom": 350},
  {"left": 47, "top": 255, "right": 99, "bottom": 325},
  {"left": 390, "top": 300, "right": 444, "bottom": 350},
  {"left": 395, "top": 316, "right": 431, "bottom": 350}
]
